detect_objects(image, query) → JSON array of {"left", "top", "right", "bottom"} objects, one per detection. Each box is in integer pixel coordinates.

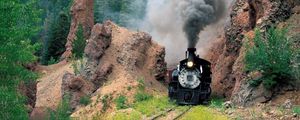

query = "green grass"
[
  {"left": 133, "top": 96, "right": 175, "bottom": 117},
  {"left": 108, "top": 110, "right": 142, "bottom": 120},
  {"left": 293, "top": 106, "right": 300, "bottom": 115},
  {"left": 180, "top": 106, "right": 229, "bottom": 120}
]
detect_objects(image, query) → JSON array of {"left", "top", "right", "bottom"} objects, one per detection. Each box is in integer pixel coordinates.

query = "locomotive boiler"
[{"left": 168, "top": 48, "right": 212, "bottom": 105}]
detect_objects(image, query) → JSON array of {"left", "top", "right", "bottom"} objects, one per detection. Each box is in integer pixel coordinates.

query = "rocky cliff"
[
  {"left": 61, "top": 0, "right": 94, "bottom": 60},
  {"left": 31, "top": 21, "right": 167, "bottom": 119},
  {"left": 207, "top": 0, "right": 300, "bottom": 106}
]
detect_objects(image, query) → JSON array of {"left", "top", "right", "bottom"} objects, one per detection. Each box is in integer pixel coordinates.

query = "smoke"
[
  {"left": 141, "top": 0, "right": 232, "bottom": 65},
  {"left": 180, "top": 0, "right": 225, "bottom": 48}
]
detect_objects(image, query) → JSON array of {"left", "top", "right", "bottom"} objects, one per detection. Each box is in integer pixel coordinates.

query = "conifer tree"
[{"left": 0, "top": 0, "right": 41, "bottom": 119}]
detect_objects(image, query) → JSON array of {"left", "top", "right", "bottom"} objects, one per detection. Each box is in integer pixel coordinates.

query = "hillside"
[{"left": 1, "top": 0, "right": 300, "bottom": 120}]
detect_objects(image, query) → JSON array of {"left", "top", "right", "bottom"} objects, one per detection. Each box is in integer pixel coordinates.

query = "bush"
[
  {"left": 210, "top": 98, "right": 224, "bottom": 109},
  {"left": 114, "top": 95, "right": 128, "bottom": 110},
  {"left": 134, "top": 92, "right": 153, "bottom": 102},
  {"left": 49, "top": 95, "right": 71, "bottom": 120},
  {"left": 79, "top": 95, "right": 91, "bottom": 106},
  {"left": 101, "top": 94, "right": 112, "bottom": 112},
  {"left": 71, "top": 58, "right": 84, "bottom": 76},
  {"left": 137, "top": 78, "right": 145, "bottom": 91},
  {"left": 245, "top": 27, "right": 295, "bottom": 89},
  {"left": 48, "top": 57, "right": 59, "bottom": 65},
  {"left": 293, "top": 106, "right": 300, "bottom": 115}
]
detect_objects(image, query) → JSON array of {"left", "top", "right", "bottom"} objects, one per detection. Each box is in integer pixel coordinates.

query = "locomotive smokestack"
[
  {"left": 186, "top": 48, "right": 196, "bottom": 63},
  {"left": 180, "top": 0, "right": 226, "bottom": 48}
]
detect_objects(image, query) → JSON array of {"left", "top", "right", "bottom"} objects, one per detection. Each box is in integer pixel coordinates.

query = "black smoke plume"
[{"left": 180, "top": 0, "right": 226, "bottom": 48}]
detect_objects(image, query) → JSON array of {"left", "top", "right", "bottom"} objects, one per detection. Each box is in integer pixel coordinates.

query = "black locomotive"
[{"left": 168, "top": 48, "right": 212, "bottom": 105}]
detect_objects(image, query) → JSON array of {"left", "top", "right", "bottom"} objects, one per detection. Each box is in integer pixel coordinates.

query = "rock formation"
[
  {"left": 69, "top": 21, "right": 167, "bottom": 118},
  {"left": 61, "top": 0, "right": 94, "bottom": 60},
  {"left": 32, "top": 20, "right": 167, "bottom": 119},
  {"left": 207, "top": 0, "right": 299, "bottom": 106}
]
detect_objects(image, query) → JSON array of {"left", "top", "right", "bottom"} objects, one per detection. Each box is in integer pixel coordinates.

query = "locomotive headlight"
[{"left": 187, "top": 61, "right": 194, "bottom": 68}]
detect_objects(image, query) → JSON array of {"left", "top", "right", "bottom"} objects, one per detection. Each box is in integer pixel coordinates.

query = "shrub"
[
  {"left": 49, "top": 95, "right": 71, "bottom": 120},
  {"left": 137, "top": 78, "right": 145, "bottom": 91},
  {"left": 71, "top": 58, "right": 84, "bottom": 76},
  {"left": 210, "top": 98, "right": 224, "bottom": 109},
  {"left": 48, "top": 57, "right": 59, "bottom": 65},
  {"left": 101, "top": 94, "right": 112, "bottom": 112},
  {"left": 79, "top": 95, "right": 91, "bottom": 106},
  {"left": 293, "top": 106, "right": 300, "bottom": 115},
  {"left": 245, "top": 27, "right": 295, "bottom": 89},
  {"left": 134, "top": 92, "right": 153, "bottom": 102},
  {"left": 114, "top": 95, "right": 128, "bottom": 110}
]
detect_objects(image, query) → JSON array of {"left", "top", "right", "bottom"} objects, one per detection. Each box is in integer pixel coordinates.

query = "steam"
[
  {"left": 180, "top": 0, "right": 225, "bottom": 48},
  {"left": 141, "top": 0, "right": 232, "bottom": 65}
]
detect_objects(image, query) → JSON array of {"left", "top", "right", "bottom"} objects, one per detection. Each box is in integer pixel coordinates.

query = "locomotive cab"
[{"left": 168, "top": 48, "right": 212, "bottom": 105}]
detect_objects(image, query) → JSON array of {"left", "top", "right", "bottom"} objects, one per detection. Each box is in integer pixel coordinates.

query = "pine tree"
[
  {"left": 0, "top": 0, "right": 41, "bottom": 119},
  {"left": 72, "top": 25, "right": 86, "bottom": 59},
  {"left": 40, "top": 0, "right": 72, "bottom": 64},
  {"left": 46, "top": 12, "right": 70, "bottom": 64}
]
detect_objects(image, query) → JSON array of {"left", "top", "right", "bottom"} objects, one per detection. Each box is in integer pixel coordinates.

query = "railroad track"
[{"left": 146, "top": 106, "right": 193, "bottom": 120}]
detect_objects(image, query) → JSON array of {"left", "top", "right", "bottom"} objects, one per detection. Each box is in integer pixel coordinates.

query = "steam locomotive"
[{"left": 168, "top": 48, "right": 212, "bottom": 105}]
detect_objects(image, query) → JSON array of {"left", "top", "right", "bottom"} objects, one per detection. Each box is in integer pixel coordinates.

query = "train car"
[{"left": 168, "top": 48, "right": 212, "bottom": 105}]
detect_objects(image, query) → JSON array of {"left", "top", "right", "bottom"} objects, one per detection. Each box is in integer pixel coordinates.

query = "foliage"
[
  {"left": 49, "top": 95, "right": 71, "bottom": 120},
  {"left": 180, "top": 106, "right": 229, "bottom": 120},
  {"left": 137, "top": 78, "right": 145, "bottom": 91},
  {"left": 71, "top": 58, "right": 84, "bottom": 76},
  {"left": 133, "top": 96, "right": 175, "bottom": 116},
  {"left": 72, "top": 25, "right": 86, "bottom": 59},
  {"left": 134, "top": 92, "right": 153, "bottom": 102},
  {"left": 108, "top": 110, "right": 142, "bottom": 120},
  {"left": 293, "top": 106, "right": 300, "bottom": 115},
  {"left": 40, "top": 0, "right": 72, "bottom": 64},
  {"left": 101, "top": 94, "right": 112, "bottom": 112},
  {"left": 210, "top": 98, "right": 225, "bottom": 109},
  {"left": 79, "top": 95, "right": 91, "bottom": 106},
  {"left": 94, "top": 0, "right": 147, "bottom": 28},
  {"left": 245, "top": 28, "right": 295, "bottom": 89},
  {"left": 48, "top": 57, "right": 59, "bottom": 65},
  {"left": 114, "top": 95, "right": 128, "bottom": 110},
  {"left": 42, "top": 12, "right": 70, "bottom": 64},
  {"left": 0, "top": 0, "right": 41, "bottom": 119}
]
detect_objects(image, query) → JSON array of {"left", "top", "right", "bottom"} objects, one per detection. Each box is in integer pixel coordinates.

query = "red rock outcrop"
[
  {"left": 61, "top": 0, "right": 94, "bottom": 60},
  {"left": 207, "top": 0, "right": 296, "bottom": 106},
  {"left": 70, "top": 21, "right": 167, "bottom": 118}
]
